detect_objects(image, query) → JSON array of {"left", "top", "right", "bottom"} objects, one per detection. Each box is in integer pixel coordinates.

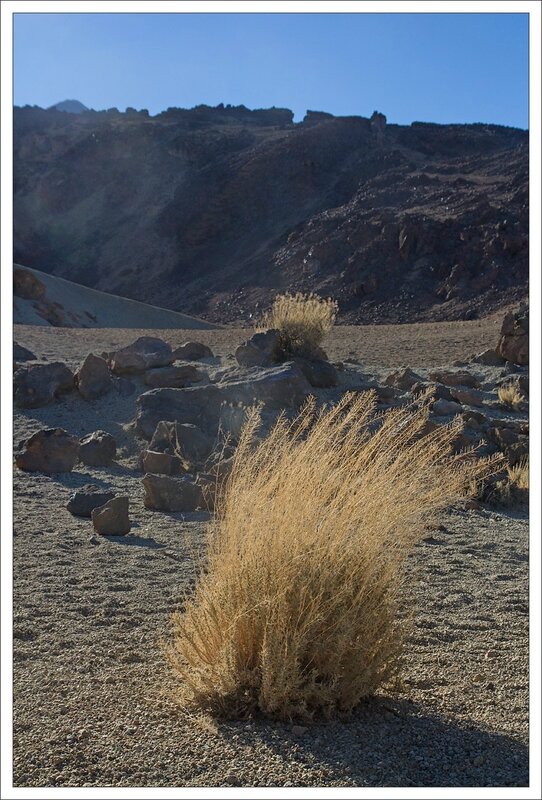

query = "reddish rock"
[
  {"left": 15, "top": 428, "right": 79, "bottom": 473},
  {"left": 91, "top": 497, "right": 131, "bottom": 535}
]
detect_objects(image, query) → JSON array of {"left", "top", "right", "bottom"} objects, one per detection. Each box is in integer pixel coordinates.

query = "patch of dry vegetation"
[
  {"left": 167, "top": 392, "right": 499, "bottom": 721},
  {"left": 260, "top": 292, "right": 338, "bottom": 358},
  {"left": 498, "top": 382, "right": 525, "bottom": 410},
  {"left": 489, "top": 459, "right": 529, "bottom": 507}
]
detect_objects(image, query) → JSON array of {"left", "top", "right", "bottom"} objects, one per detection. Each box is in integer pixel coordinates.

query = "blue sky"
[{"left": 14, "top": 12, "right": 529, "bottom": 128}]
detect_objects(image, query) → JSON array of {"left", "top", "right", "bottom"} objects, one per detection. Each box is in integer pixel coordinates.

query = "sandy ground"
[{"left": 12, "top": 319, "right": 528, "bottom": 788}]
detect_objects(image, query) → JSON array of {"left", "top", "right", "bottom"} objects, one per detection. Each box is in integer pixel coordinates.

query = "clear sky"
[{"left": 13, "top": 12, "right": 529, "bottom": 128}]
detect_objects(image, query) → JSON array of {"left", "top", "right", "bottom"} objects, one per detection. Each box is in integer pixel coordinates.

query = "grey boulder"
[
  {"left": 75, "top": 354, "right": 112, "bottom": 400},
  {"left": 144, "top": 365, "right": 203, "bottom": 388},
  {"left": 14, "top": 362, "right": 74, "bottom": 408},
  {"left": 79, "top": 431, "right": 117, "bottom": 466},
  {"left": 173, "top": 341, "right": 214, "bottom": 360}
]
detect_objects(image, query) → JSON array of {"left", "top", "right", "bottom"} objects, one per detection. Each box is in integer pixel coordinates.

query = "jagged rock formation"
[{"left": 14, "top": 104, "right": 528, "bottom": 324}]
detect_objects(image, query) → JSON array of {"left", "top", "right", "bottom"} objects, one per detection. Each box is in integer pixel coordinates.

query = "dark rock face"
[
  {"left": 79, "top": 430, "right": 117, "bottom": 466},
  {"left": 292, "top": 357, "right": 339, "bottom": 388},
  {"left": 66, "top": 484, "right": 116, "bottom": 517},
  {"left": 142, "top": 473, "right": 204, "bottom": 512},
  {"left": 13, "top": 342, "right": 36, "bottom": 362},
  {"left": 135, "top": 362, "right": 311, "bottom": 439},
  {"left": 496, "top": 306, "right": 529, "bottom": 365},
  {"left": 173, "top": 342, "right": 214, "bottom": 360},
  {"left": 14, "top": 362, "right": 74, "bottom": 408},
  {"left": 143, "top": 365, "right": 203, "bottom": 388},
  {"left": 75, "top": 353, "right": 112, "bottom": 400},
  {"left": 91, "top": 497, "right": 130, "bottom": 535},
  {"left": 13, "top": 105, "right": 527, "bottom": 325},
  {"left": 15, "top": 428, "right": 79, "bottom": 473}
]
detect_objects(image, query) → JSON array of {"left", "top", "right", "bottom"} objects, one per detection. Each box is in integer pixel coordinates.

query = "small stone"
[
  {"left": 91, "top": 497, "right": 130, "bottom": 536},
  {"left": 292, "top": 725, "right": 308, "bottom": 737}
]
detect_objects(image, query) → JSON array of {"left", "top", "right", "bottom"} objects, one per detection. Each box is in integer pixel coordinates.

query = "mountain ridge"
[{"left": 13, "top": 103, "right": 528, "bottom": 324}]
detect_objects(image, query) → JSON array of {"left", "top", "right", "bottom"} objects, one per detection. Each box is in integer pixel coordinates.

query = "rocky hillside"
[{"left": 14, "top": 104, "right": 528, "bottom": 324}]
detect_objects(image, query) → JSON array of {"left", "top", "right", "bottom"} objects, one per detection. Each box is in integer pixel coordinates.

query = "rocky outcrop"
[
  {"left": 148, "top": 421, "right": 214, "bottom": 466},
  {"left": 496, "top": 306, "right": 529, "bottom": 365},
  {"left": 235, "top": 329, "right": 282, "bottom": 368},
  {"left": 13, "top": 342, "right": 36, "bottom": 362},
  {"left": 143, "top": 365, "right": 203, "bottom": 388},
  {"left": 135, "top": 362, "right": 311, "bottom": 439},
  {"left": 141, "top": 450, "right": 185, "bottom": 476},
  {"left": 15, "top": 428, "right": 79, "bottom": 473},
  {"left": 14, "top": 362, "right": 74, "bottom": 408}
]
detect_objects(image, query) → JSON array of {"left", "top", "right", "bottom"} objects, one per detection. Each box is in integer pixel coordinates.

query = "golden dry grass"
[
  {"left": 498, "top": 382, "right": 525, "bottom": 410},
  {"left": 260, "top": 292, "right": 338, "bottom": 358},
  {"left": 167, "top": 392, "right": 500, "bottom": 721},
  {"left": 508, "top": 459, "right": 529, "bottom": 490}
]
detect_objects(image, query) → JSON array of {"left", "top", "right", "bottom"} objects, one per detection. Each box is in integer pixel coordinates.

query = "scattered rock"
[
  {"left": 173, "top": 341, "right": 214, "bottom": 360},
  {"left": 292, "top": 725, "right": 308, "bottom": 737},
  {"left": 411, "top": 381, "right": 453, "bottom": 402},
  {"left": 108, "top": 336, "right": 174, "bottom": 374},
  {"left": 461, "top": 410, "right": 489, "bottom": 429},
  {"left": 384, "top": 367, "right": 422, "bottom": 390},
  {"left": 91, "top": 497, "right": 130, "bottom": 535},
  {"left": 432, "top": 399, "right": 462, "bottom": 416},
  {"left": 235, "top": 329, "right": 282, "bottom": 367},
  {"left": 142, "top": 473, "right": 204, "bottom": 512},
  {"left": 75, "top": 354, "right": 112, "bottom": 400},
  {"left": 14, "top": 362, "right": 74, "bottom": 408},
  {"left": 79, "top": 431, "right": 117, "bottom": 466},
  {"left": 471, "top": 348, "right": 505, "bottom": 366},
  {"left": 144, "top": 365, "right": 203, "bottom": 388},
  {"left": 449, "top": 387, "right": 485, "bottom": 407},
  {"left": 66, "top": 485, "right": 116, "bottom": 517},
  {"left": 141, "top": 450, "right": 185, "bottom": 476},
  {"left": 496, "top": 305, "right": 528, "bottom": 365},
  {"left": 15, "top": 428, "right": 79, "bottom": 473},
  {"left": 13, "top": 342, "right": 37, "bottom": 362},
  {"left": 428, "top": 369, "right": 480, "bottom": 389}
]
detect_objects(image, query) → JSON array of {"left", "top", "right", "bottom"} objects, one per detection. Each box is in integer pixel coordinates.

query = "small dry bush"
[
  {"left": 489, "top": 458, "right": 529, "bottom": 507},
  {"left": 498, "top": 382, "right": 525, "bottom": 410},
  {"left": 167, "top": 392, "right": 499, "bottom": 721},
  {"left": 260, "top": 292, "right": 338, "bottom": 358}
]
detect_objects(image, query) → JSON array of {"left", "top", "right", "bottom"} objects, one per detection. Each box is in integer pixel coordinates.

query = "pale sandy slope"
[{"left": 13, "top": 265, "right": 217, "bottom": 330}]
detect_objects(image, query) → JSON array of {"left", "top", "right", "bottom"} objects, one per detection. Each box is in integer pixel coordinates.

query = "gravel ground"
[{"left": 11, "top": 321, "right": 529, "bottom": 788}]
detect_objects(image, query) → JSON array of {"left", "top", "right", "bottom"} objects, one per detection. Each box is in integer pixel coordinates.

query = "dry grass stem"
[{"left": 167, "top": 392, "right": 500, "bottom": 721}]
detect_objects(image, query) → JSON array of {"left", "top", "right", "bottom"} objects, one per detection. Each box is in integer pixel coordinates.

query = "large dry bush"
[
  {"left": 167, "top": 392, "right": 498, "bottom": 721},
  {"left": 260, "top": 292, "right": 338, "bottom": 358}
]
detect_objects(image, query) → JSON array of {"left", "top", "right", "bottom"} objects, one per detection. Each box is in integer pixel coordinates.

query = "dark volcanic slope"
[{"left": 14, "top": 104, "right": 528, "bottom": 324}]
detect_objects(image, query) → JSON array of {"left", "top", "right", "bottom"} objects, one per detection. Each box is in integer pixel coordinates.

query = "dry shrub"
[
  {"left": 498, "top": 381, "right": 525, "bottom": 410},
  {"left": 167, "top": 392, "right": 499, "bottom": 721},
  {"left": 260, "top": 292, "right": 338, "bottom": 358}
]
